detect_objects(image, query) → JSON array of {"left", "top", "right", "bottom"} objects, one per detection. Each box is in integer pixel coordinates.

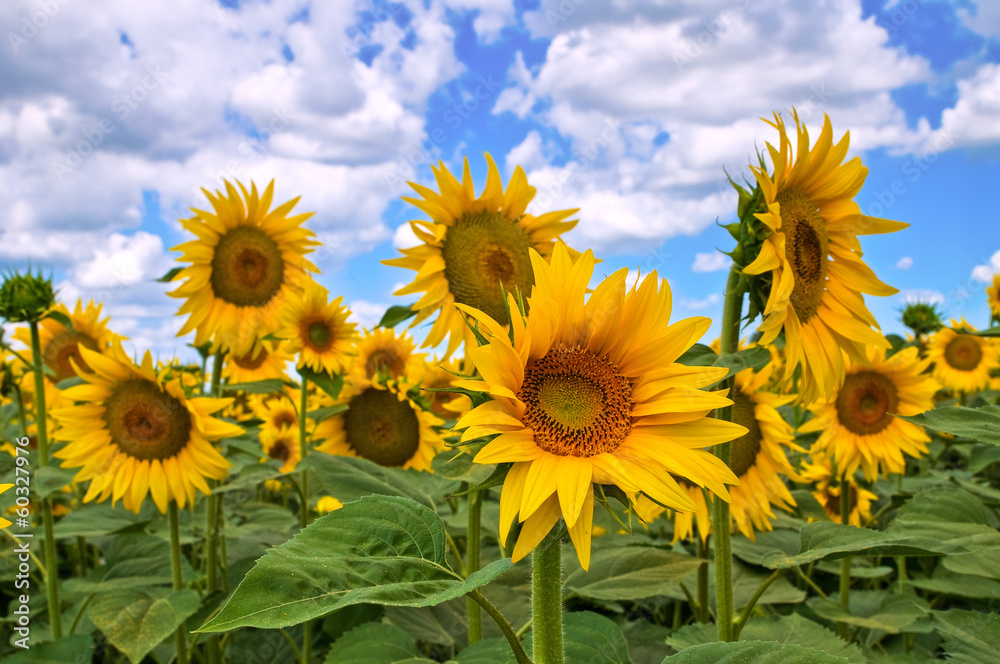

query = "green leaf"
[
  {"left": 731, "top": 529, "right": 802, "bottom": 566},
  {"left": 760, "top": 522, "right": 954, "bottom": 569},
  {"left": 299, "top": 367, "right": 344, "bottom": 401},
  {"left": 975, "top": 326, "right": 1000, "bottom": 337},
  {"left": 908, "top": 569, "right": 1000, "bottom": 599},
  {"left": 379, "top": 304, "right": 418, "bottom": 329},
  {"left": 933, "top": 609, "right": 1000, "bottom": 664},
  {"left": 714, "top": 346, "right": 771, "bottom": 378},
  {"left": 565, "top": 547, "right": 704, "bottom": 601},
  {"left": 895, "top": 405, "right": 1000, "bottom": 445},
  {"left": 66, "top": 534, "right": 196, "bottom": 592},
  {"left": 431, "top": 449, "right": 494, "bottom": 485},
  {"left": 668, "top": 614, "right": 866, "bottom": 663},
  {"left": 305, "top": 453, "right": 437, "bottom": 508},
  {"left": 323, "top": 623, "right": 435, "bottom": 664},
  {"left": 522, "top": 612, "right": 633, "bottom": 664},
  {"left": 807, "top": 591, "right": 931, "bottom": 634},
  {"left": 156, "top": 266, "right": 184, "bottom": 283},
  {"left": 42, "top": 309, "right": 73, "bottom": 329},
  {"left": 675, "top": 344, "right": 717, "bottom": 368},
  {"left": 224, "top": 379, "right": 287, "bottom": 394},
  {"left": 307, "top": 403, "right": 349, "bottom": 424},
  {"left": 453, "top": 639, "right": 516, "bottom": 664},
  {"left": 968, "top": 444, "right": 1000, "bottom": 473},
  {"left": 198, "top": 496, "right": 514, "bottom": 632},
  {"left": 0, "top": 634, "right": 95, "bottom": 662},
  {"left": 53, "top": 505, "right": 148, "bottom": 540},
  {"left": 89, "top": 588, "right": 200, "bottom": 664},
  {"left": 34, "top": 464, "right": 78, "bottom": 499},
  {"left": 662, "top": 641, "right": 851, "bottom": 663}
]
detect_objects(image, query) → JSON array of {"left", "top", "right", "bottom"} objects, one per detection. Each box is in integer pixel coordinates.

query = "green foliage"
[
  {"left": 88, "top": 588, "right": 201, "bottom": 664},
  {"left": 896, "top": 405, "right": 1000, "bottom": 445},
  {"left": 564, "top": 547, "right": 704, "bottom": 601},
  {"left": 662, "top": 641, "right": 852, "bottom": 664}
]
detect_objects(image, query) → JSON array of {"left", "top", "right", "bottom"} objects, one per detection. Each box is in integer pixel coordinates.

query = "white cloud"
[
  {"left": 929, "top": 63, "right": 1000, "bottom": 150},
  {"left": 898, "top": 289, "right": 945, "bottom": 305},
  {"left": 692, "top": 252, "right": 730, "bottom": 273},
  {"left": 971, "top": 249, "right": 1000, "bottom": 283},
  {"left": 73, "top": 232, "right": 172, "bottom": 288},
  {"left": 895, "top": 256, "right": 913, "bottom": 270},
  {"left": 679, "top": 293, "right": 722, "bottom": 311},
  {"left": 348, "top": 300, "right": 389, "bottom": 330}
]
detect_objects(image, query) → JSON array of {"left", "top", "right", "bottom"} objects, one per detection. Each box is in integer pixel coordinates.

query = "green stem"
[
  {"left": 712, "top": 266, "right": 743, "bottom": 643},
  {"left": 30, "top": 320, "right": 62, "bottom": 639},
  {"left": 76, "top": 536, "right": 88, "bottom": 579},
  {"left": 299, "top": 375, "right": 312, "bottom": 664},
  {"left": 696, "top": 535, "right": 710, "bottom": 623},
  {"left": 466, "top": 490, "right": 483, "bottom": 645},
  {"left": 838, "top": 474, "right": 852, "bottom": 639},
  {"left": 205, "top": 352, "right": 224, "bottom": 664},
  {"left": 896, "top": 556, "right": 907, "bottom": 594},
  {"left": 169, "top": 502, "right": 190, "bottom": 664},
  {"left": 733, "top": 569, "right": 782, "bottom": 639},
  {"left": 468, "top": 590, "right": 532, "bottom": 664},
  {"left": 531, "top": 541, "right": 563, "bottom": 664}
]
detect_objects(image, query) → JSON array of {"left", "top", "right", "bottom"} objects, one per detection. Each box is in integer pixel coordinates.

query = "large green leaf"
[
  {"left": 662, "top": 641, "right": 851, "bottom": 663},
  {"left": 760, "top": 522, "right": 953, "bottom": 569},
  {"left": 908, "top": 569, "right": 1000, "bottom": 599},
  {"left": 379, "top": 304, "right": 418, "bottom": 329},
  {"left": 223, "top": 378, "right": 287, "bottom": 394},
  {"left": 730, "top": 529, "right": 801, "bottom": 566},
  {"left": 298, "top": 367, "right": 344, "bottom": 401},
  {"left": 34, "top": 465, "right": 78, "bottom": 499},
  {"left": 522, "top": 612, "right": 633, "bottom": 664},
  {"left": 323, "top": 623, "right": 435, "bottom": 664},
  {"left": 896, "top": 405, "right": 1000, "bottom": 445},
  {"left": 89, "top": 588, "right": 200, "bottom": 664},
  {"left": 0, "top": 635, "right": 94, "bottom": 663},
  {"left": 933, "top": 609, "right": 1000, "bottom": 664},
  {"left": 198, "top": 496, "right": 514, "bottom": 632},
  {"left": 565, "top": 547, "right": 704, "bottom": 601},
  {"left": 453, "top": 639, "right": 515, "bottom": 664},
  {"left": 807, "top": 591, "right": 932, "bottom": 635},
  {"left": 52, "top": 504, "right": 148, "bottom": 539},
  {"left": 66, "top": 534, "right": 197, "bottom": 592},
  {"left": 667, "top": 614, "right": 866, "bottom": 664},
  {"left": 714, "top": 347, "right": 772, "bottom": 378},
  {"left": 305, "top": 453, "right": 438, "bottom": 508}
]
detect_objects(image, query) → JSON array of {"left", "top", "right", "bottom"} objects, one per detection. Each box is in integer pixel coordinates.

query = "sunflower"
[
  {"left": 170, "top": 180, "right": 319, "bottom": 356},
  {"left": 454, "top": 243, "right": 745, "bottom": 570},
  {"left": 927, "top": 318, "right": 998, "bottom": 393},
  {"left": 420, "top": 357, "right": 471, "bottom": 420},
  {"left": 352, "top": 327, "right": 425, "bottom": 384},
  {"left": 801, "top": 459, "right": 877, "bottom": 527},
  {"left": 314, "top": 379, "right": 444, "bottom": 471},
  {"left": 51, "top": 343, "right": 244, "bottom": 513},
  {"left": 800, "top": 346, "right": 938, "bottom": 480},
  {"left": 13, "top": 299, "right": 120, "bottom": 382},
  {"left": 743, "top": 111, "right": 907, "bottom": 403},
  {"left": 259, "top": 424, "right": 301, "bottom": 474},
  {"left": 251, "top": 394, "right": 300, "bottom": 431},
  {"left": 673, "top": 362, "right": 801, "bottom": 543},
  {"left": 0, "top": 484, "right": 13, "bottom": 529},
  {"left": 316, "top": 495, "right": 344, "bottom": 514},
  {"left": 383, "top": 154, "right": 580, "bottom": 358},
  {"left": 278, "top": 280, "right": 358, "bottom": 374},
  {"left": 988, "top": 274, "right": 1000, "bottom": 322},
  {"left": 222, "top": 340, "right": 292, "bottom": 384}
]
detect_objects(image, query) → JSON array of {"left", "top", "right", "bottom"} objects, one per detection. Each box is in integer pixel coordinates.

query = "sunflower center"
[
  {"left": 233, "top": 348, "right": 270, "bottom": 370},
  {"left": 103, "top": 379, "right": 193, "bottom": 461},
  {"left": 210, "top": 225, "right": 285, "bottom": 307},
  {"left": 776, "top": 188, "right": 829, "bottom": 323},
  {"left": 835, "top": 371, "right": 898, "bottom": 436},
  {"left": 441, "top": 211, "right": 535, "bottom": 323},
  {"left": 344, "top": 387, "right": 421, "bottom": 466},
  {"left": 519, "top": 345, "right": 632, "bottom": 457},
  {"left": 728, "top": 394, "right": 763, "bottom": 477},
  {"left": 307, "top": 321, "right": 333, "bottom": 351},
  {"left": 828, "top": 484, "right": 858, "bottom": 518},
  {"left": 944, "top": 335, "right": 983, "bottom": 371},
  {"left": 365, "top": 349, "right": 405, "bottom": 379},
  {"left": 44, "top": 331, "right": 100, "bottom": 381},
  {"left": 268, "top": 437, "right": 293, "bottom": 464},
  {"left": 272, "top": 410, "right": 297, "bottom": 429}
]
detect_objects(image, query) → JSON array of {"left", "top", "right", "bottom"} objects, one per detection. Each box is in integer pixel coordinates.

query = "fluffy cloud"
[
  {"left": 971, "top": 249, "right": 1000, "bottom": 283},
  {"left": 896, "top": 256, "right": 914, "bottom": 270},
  {"left": 692, "top": 252, "right": 730, "bottom": 273}
]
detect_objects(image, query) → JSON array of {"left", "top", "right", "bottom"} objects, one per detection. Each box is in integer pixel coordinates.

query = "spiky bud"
[
  {"left": 901, "top": 302, "right": 944, "bottom": 338},
  {"left": 0, "top": 268, "right": 56, "bottom": 324}
]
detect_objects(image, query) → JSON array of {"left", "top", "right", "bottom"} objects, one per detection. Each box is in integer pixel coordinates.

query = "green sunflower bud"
[
  {"left": 900, "top": 302, "right": 944, "bottom": 338},
  {"left": 0, "top": 268, "right": 56, "bottom": 324}
]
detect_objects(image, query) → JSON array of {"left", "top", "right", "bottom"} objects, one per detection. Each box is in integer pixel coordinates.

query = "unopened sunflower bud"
[
  {"left": 0, "top": 269, "right": 56, "bottom": 324},
  {"left": 901, "top": 302, "right": 944, "bottom": 338}
]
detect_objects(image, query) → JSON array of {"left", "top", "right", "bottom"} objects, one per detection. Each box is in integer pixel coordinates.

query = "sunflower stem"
[
  {"left": 468, "top": 590, "right": 532, "bottom": 664},
  {"left": 466, "top": 489, "right": 483, "bottom": 645},
  {"left": 531, "top": 539, "right": 564, "bottom": 664},
  {"left": 299, "top": 374, "right": 313, "bottom": 664},
  {"left": 712, "top": 266, "right": 743, "bottom": 643},
  {"left": 696, "top": 535, "right": 710, "bottom": 623},
  {"left": 29, "top": 320, "right": 63, "bottom": 639},
  {"left": 169, "top": 502, "right": 190, "bottom": 664},
  {"left": 205, "top": 352, "right": 224, "bottom": 664},
  {"left": 838, "top": 473, "right": 852, "bottom": 639}
]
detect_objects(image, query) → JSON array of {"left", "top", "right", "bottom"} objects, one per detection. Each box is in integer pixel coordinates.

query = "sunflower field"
[{"left": 2, "top": 110, "right": 1000, "bottom": 664}]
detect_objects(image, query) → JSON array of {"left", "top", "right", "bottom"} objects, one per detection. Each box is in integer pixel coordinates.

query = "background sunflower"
[{"left": 927, "top": 318, "right": 999, "bottom": 393}]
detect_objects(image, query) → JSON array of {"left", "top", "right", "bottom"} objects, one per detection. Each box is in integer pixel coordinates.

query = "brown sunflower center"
[
  {"left": 103, "top": 379, "right": 193, "bottom": 461},
  {"left": 233, "top": 347, "right": 270, "bottom": 370},
  {"left": 44, "top": 331, "right": 100, "bottom": 381},
  {"left": 210, "top": 225, "right": 285, "bottom": 307},
  {"left": 776, "top": 188, "right": 829, "bottom": 323},
  {"left": 344, "top": 387, "right": 421, "bottom": 466},
  {"left": 944, "top": 335, "right": 983, "bottom": 371},
  {"left": 272, "top": 409, "right": 297, "bottom": 430},
  {"left": 519, "top": 345, "right": 632, "bottom": 457},
  {"left": 268, "top": 436, "right": 294, "bottom": 464},
  {"left": 441, "top": 211, "right": 535, "bottom": 324},
  {"left": 827, "top": 484, "right": 858, "bottom": 519},
  {"left": 728, "top": 394, "right": 763, "bottom": 477},
  {"left": 364, "top": 348, "right": 405, "bottom": 379},
  {"left": 835, "top": 370, "right": 898, "bottom": 436},
  {"left": 306, "top": 320, "right": 333, "bottom": 351}
]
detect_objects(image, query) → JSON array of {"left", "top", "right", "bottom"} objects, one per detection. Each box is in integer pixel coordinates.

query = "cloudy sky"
[{"left": 2, "top": 0, "right": 998, "bottom": 361}]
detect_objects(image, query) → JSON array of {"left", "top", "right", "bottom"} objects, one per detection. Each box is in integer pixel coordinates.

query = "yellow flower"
[
  {"left": 0, "top": 484, "right": 13, "bottom": 529},
  {"left": 278, "top": 280, "right": 358, "bottom": 374},
  {"left": 744, "top": 111, "right": 907, "bottom": 403},
  {"left": 51, "top": 343, "right": 244, "bottom": 513},
  {"left": 800, "top": 346, "right": 938, "bottom": 480},
  {"left": 222, "top": 340, "right": 292, "bottom": 384},
  {"left": 251, "top": 394, "right": 299, "bottom": 431},
  {"left": 352, "top": 327, "right": 425, "bottom": 384},
  {"left": 926, "top": 318, "right": 998, "bottom": 393},
  {"left": 170, "top": 180, "right": 319, "bottom": 356},
  {"left": 455, "top": 243, "right": 745, "bottom": 570},
  {"left": 673, "top": 362, "right": 801, "bottom": 543},
  {"left": 988, "top": 274, "right": 1000, "bottom": 320},
  {"left": 259, "top": 425, "right": 301, "bottom": 474},
  {"left": 420, "top": 357, "right": 471, "bottom": 420},
  {"left": 801, "top": 459, "right": 877, "bottom": 527},
  {"left": 316, "top": 495, "right": 344, "bottom": 514},
  {"left": 13, "top": 299, "right": 121, "bottom": 382},
  {"left": 383, "top": 154, "right": 580, "bottom": 358},
  {"left": 314, "top": 378, "right": 444, "bottom": 471}
]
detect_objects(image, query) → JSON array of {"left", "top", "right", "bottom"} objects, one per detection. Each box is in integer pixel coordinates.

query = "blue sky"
[{"left": 1, "top": 0, "right": 998, "bottom": 361}]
